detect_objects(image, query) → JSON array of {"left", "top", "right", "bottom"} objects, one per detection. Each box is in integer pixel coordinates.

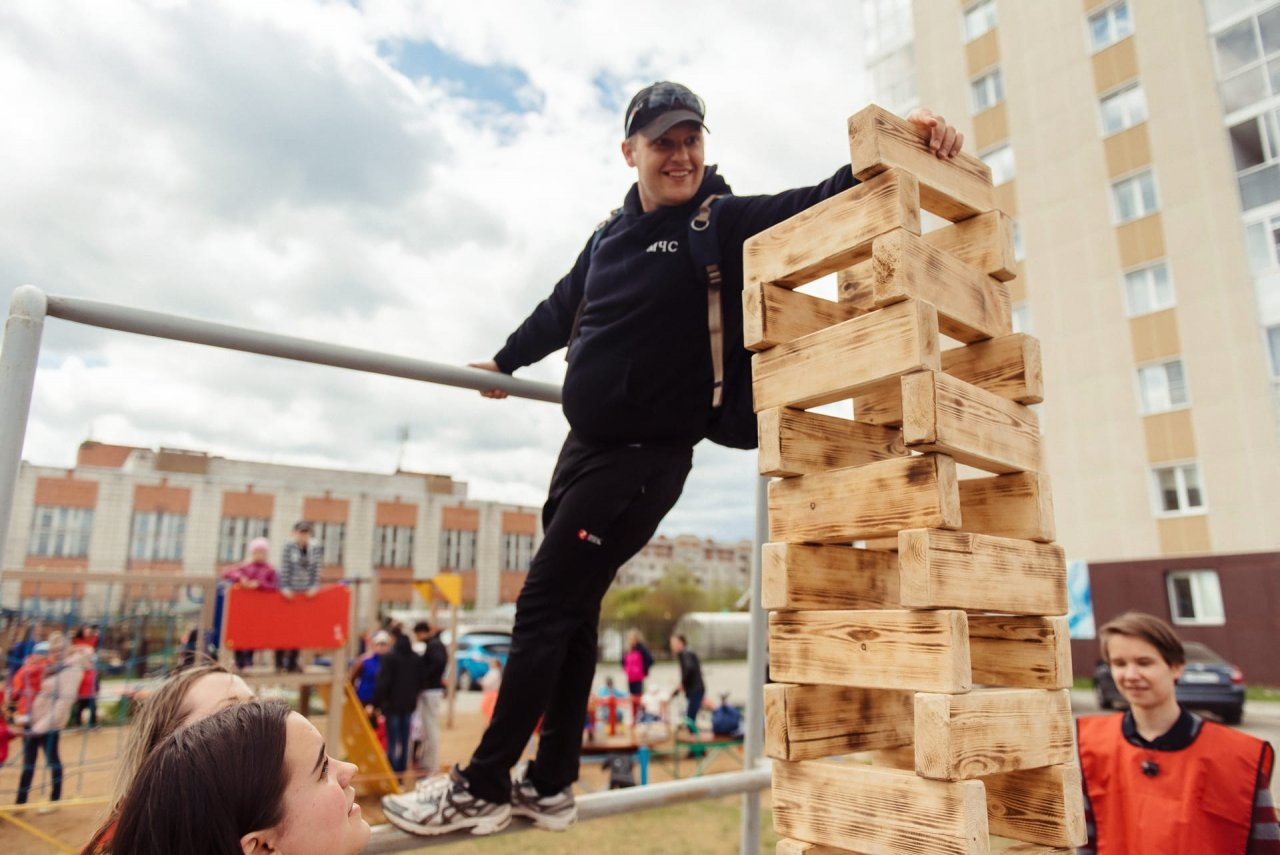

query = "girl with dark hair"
[
  {"left": 84, "top": 662, "right": 254, "bottom": 853},
  {"left": 102, "top": 700, "right": 369, "bottom": 855}
]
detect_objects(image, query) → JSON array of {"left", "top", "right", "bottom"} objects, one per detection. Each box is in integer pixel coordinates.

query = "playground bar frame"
[{"left": 0, "top": 286, "right": 771, "bottom": 852}]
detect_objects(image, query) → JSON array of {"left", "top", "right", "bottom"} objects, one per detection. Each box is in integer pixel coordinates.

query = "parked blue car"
[
  {"left": 453, "top": 632, "right": 511, "bottom": 692},
  {"left": 1093, "top": 640, "right": 1246, "bottom": 724}
]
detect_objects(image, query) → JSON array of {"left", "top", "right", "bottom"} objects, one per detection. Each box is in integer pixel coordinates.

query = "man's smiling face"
[{"left": 622, "top": 121, "right": 705, "bottom": 212}]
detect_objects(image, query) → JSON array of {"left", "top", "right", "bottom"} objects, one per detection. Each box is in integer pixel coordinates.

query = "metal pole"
[
  {"left": 44, "top": 294, "right": 562, "bottom": 404},
  {"left": 364, "top": 765, "right": 772, "bottom": 853},
  {"left": 739, "top": 473, "right": 770, "bottom": 854},
  {"left": 0, "top": 286, "right": 47, "bottom": 567}
]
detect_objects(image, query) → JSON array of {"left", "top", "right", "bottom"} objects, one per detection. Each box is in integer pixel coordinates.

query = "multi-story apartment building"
[
  {"left": 616, "top": 534, "right": 753, "bottom": 593},
  {"left": 859, "top": 0, "right": 1280, "bottom": 681},
  {"left": 3, "top": 441, "right": 542, "bottom": 617}
]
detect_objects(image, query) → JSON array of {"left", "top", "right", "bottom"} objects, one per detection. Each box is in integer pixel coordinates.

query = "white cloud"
[{"left": 2, "top": 0, "right": 871, "bottom": 540}]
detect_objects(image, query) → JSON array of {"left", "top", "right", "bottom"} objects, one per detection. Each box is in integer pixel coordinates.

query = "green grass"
[
  {"left": 1246, "top": 685, "right": 1280, "bottom": 701},
  {"left": 420, "top": 797, "right": 779, "bottom": 855}
]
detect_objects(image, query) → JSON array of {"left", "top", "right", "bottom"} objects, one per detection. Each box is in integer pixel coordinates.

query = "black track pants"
[{"left": 460, "top": 432, "right": 692, "bottom": 802}]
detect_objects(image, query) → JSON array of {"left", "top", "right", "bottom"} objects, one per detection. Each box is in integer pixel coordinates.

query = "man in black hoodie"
[{"left": 381, "top": 82, "right": 964, "bottom": 838}]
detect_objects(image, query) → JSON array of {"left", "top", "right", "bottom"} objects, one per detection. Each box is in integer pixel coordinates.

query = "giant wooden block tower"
[{"left": 746, "top": 106, "right": 1086, "bottom": 855}]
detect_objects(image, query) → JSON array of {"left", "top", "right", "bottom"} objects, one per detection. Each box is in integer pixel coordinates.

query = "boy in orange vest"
[{"left": 1077, "top": 611, "right": 1277, "bottom": 854}]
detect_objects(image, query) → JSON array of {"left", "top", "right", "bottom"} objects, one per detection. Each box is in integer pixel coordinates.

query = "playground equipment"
[
  {"left": 0, "top": 277, "right": 772, "bottom": 852},
  {"left": 749, "top": 106, "right": 1083, "bottom": 853}
]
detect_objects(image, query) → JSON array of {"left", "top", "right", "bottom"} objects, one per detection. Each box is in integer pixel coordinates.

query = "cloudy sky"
[{"left": 2, "top": 0, "right": 872, "bottom": 541}]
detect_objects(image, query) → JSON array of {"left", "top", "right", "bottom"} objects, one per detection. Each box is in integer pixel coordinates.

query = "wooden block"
[
  {"left": 768, "top": 454, "right": 961, "bottom": 544},
  {"left": 762, "top": 543, "right": 900, "bottom": 611},
  {"left": 985, "top": 764, "right": 1087, "bottom": 849},
  {"left": 774, "top": 760, "right": 990, "bottom": 855},
  {"left": 752, "top": 299, "right": 940, "bottom": 413},
  {"left": 969, "top": 616, "right": 1072, "bottom": 690},
  {"left": 848, "top": 104, "right": 995, "bottom": 221},
  {"left": 770, "top": 608, "right": 971, "bottom": 693},
  {"left": 744, "top": 283, "right": 864, "bottom": 352},
  {"left": 870, "top": 745, "right": 916, "bottom": 770},
  {"left": 998, "top": 846, "right": 1073, "bottom": 855},
  {"left": 853, "top": 333, "right": 1042, "bottom": 426},
  {"left": 897, "top": 530, "right": 1067, "bottom": 616},
  {"left": 959, "top": 471, "right": 1055, "bottom": 543},
  {"left": 758, "top": 407, "right": 906, "bottom": 477},
  {"left": 744, "top": 168, "right": 921, "bottom": 290},
  {"left": 939, "top": 334, "right": 1043, "bottom": 405},
  {"left": 872, "top": 229, "right": 1012, "bottom": 343},
  {"left": 777, "top": 840, "right": 865, "bottom": 855},
  {"left": 914, "top": 689, "right": 1075, "bottom": 781},
  {"left": 902, "top": 371, "right": 1040, "bottom": 475},
  {"left": 837, "top": 258, "right": 878, "bottom": 315},
  {"left": 923, "top": 211, "right": 1017, "bottom": 282},
  {"left": 860, "top": 536, "right": 899, "bottom": 551},
  {"left": 765, "top": 683, "right": 913, "bottom": 761}
]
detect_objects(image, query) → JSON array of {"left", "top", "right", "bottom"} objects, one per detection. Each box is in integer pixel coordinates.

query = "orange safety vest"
[{"left": 1078, "top": 713, "right": 1272, "bottom": 855}]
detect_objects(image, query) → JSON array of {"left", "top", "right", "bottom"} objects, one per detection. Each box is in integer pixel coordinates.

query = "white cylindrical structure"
[
  {"left": 739, "top": 473, "right": 770, "bottom": 854},
  {"left": 0, "top": 285, "right": 47, "bottom": 566}
]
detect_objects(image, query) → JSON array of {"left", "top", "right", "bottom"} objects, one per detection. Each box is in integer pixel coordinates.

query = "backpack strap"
[
  {"left": 568, "top": 208, "right": 623, "bottom": 355},
  {"left": 688, "top": 194, "right": 727, "bottom": 407}
]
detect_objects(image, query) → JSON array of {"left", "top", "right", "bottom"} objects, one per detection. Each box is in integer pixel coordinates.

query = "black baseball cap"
[{"left": 624, "top": 81, "right": 707, "bottom": 139}]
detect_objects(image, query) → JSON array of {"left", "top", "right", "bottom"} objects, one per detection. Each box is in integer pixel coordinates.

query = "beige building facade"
[
  {"left": 864, "top": 0, "right": 1280, "bottom": 558},
  {"left": 860, "top": 0, "right": 1280, "bottom": 654}
]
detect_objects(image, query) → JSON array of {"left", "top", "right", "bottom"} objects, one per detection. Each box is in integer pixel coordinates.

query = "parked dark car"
[
  {"left": 1093, "top": 640, "right": 1246, "bottom": 723},
  {"left": 453, "top": 632, "right": 511, "bottom": 692}
]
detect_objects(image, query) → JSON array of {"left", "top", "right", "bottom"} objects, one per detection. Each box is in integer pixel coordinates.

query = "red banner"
[{"left": 223, "top": 585, "right": 350, "bottom": 649}]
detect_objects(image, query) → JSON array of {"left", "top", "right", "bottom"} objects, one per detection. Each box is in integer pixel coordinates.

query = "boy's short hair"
[{"left": 1099, "top": 611, "right": 1185, "bottom": 667}]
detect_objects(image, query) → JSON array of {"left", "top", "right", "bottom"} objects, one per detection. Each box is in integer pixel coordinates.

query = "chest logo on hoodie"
[{"left": 646, "top": 240, "right": 679, "bottom": 254}]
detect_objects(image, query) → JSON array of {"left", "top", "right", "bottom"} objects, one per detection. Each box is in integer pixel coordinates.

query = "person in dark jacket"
[
  {"left": 669, "top": 633, "right": 705, "bottom": 730},
  {"left": 381, "top": 81, "right": 964, "bottom": 838},
  {"left": 373, "top": 629, "right": 427, "bottom": 778},
  {"left": 413, "top": 621, "right": 448, "bottom": 774}
]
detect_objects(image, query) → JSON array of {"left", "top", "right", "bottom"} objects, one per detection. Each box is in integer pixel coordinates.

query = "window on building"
[
  {"left": 869, "top": 45, "right": 919, "bottom": 117},
  {"left": 1228, "top": 111, "right": 1280, "bottom": 209},
  {"left": 1267, "top": 324, "right": 1280, "bottom": 376},
  {"left": 218, "top": 516, "right": 269, "bottom": 563},
  {"left": 1137, "top": 359, "right": 1189, "bottom": 413},
  {"left": 970, "top": 68, "right": 1005, "bottom": 114},
  {"left": 1012, "top": 218, "right": 1025, "bottom": 262},
  {"left": 440, "top": 529, "right": 477, "bottom": 570},
  {"left": 502, "top": 532, "right": 535, "bottom": 571},
  {"left": 862, "top": 0, "right": 915, "bottom": 58},
  {"left": 1151, "top": 463, "right": 1205, "bottom": 514},
  {"left": 964, "top": 0, "right": 997, "bottom": 42},
  {"left": 1244, "top": 215, "right": 1280, "bottom": 271},
  {"left": 1213, "top": 7, "right": 1280, "bottom": 113},
  {"left": 1123, "top": 262, "right": 1175, "bottom": 316},
  {"left": 373, "top": 525, "right": 413, "bottom": 568},
  {"left": 1089, "top": 1, "right": 1134, "bottom": 53},
  {"left": 1099, "top": 82, "right": 1148, "bottom": 135},
  {"left": 1111, "top": 170, "right": 1159, "bottom": 223},
  {"left": 129, "top": 511, "right": 186, "bottom": 561},
  {"left": 1207, "top": 0, "right": 1253, "bottom": 28},
  {"left": 28, "top": 506, "right": 93, "bottom": 558},
  {"left": 1166, "top": 570, "right": 1226, "bottom": 625},
  {"left": 981, "top": 144, "right": 1016, "bottom": 185},
  {"left": 312, "top": 522, "right": 345, "bottom": 565},
  {"left": 1012, "top": 301, "right": 1032, "bottom": 333}
]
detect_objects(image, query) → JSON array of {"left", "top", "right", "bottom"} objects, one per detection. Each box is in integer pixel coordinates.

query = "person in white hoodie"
[{"left": 16, "top": 632, "right": 88, "bottom": 807}]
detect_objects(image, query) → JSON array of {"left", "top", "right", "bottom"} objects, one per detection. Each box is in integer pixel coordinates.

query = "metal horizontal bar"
[
  {"left": 361, "top": 766, "right": 772, "bottom": 853},
  {"left": 44, "top": 294, "right": 562, "bottom": 404}
]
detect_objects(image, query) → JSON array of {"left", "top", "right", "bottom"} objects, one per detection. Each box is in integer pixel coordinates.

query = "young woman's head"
[
  {"left": 627, "top": 628, "right": 643, "bottom": 648},
  {"left": 1100, "top": 611, "right": 1186, "bottom": 712},
  {"left": 109, "top": 700, "right": 369, "bottom": 855},
  {"left": 108, "top": 664, "right": 254, "bottom": 815}
]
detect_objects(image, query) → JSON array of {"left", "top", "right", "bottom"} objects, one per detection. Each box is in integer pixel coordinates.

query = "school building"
[{"left": 859, "top": 0, "right": 1280, "bottom": 682}]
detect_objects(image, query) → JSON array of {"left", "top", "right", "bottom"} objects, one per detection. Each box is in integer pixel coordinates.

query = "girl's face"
[
  {"left": 257, "top": 713, "right": 369, "bottom": 855},
  {"left": 181, "top": 672, "right": 255, "bottom": 726},
  {"left": 1107, "top": 634, "right": 1184, "bottom": 712}
]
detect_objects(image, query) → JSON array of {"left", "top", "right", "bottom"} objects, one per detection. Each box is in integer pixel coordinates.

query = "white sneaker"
[
  {"left": 381, "top": 767, "right": 511, "bottom": 837},
  {"left": 511, "top": 773, "right": 578, "bottom": 831}
]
